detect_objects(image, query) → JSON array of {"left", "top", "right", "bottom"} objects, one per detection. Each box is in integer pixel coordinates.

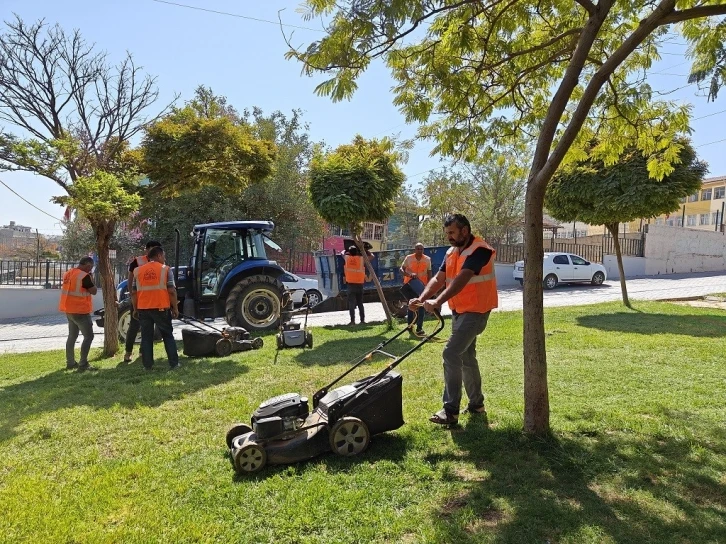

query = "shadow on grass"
[
  {"left": 577, "top": 312, "right": 726, "bottom": 337},
  {"left": 0, "top": 357, "right": 248, "bottom": 442},
  {"left": 293, "top": 331, "right": 424, "bottom": 367},
  {"left": 231, "top": 432, "right": 411, "bottom": 482},
  {"left": 425, "top": 417, "right": 726, "bottom": 543}
]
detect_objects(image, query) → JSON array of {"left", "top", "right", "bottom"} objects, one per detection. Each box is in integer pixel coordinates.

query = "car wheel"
[
  {"left": 591, "top": 271, "right": 605, "bottom": 285},
  {"left": 543, "top": 274, "right": 558, "bottom": 290},
  {"left": 329, "top": 417, "right": 370, "bottom": 456},
  {"left": 305, "top": 289, "right": 323, "bottom": 307},
  {"left": 226, "top": 423, "right": 253, "bottom": 449},
  {"left": 233, "top": 442, "right": 267, "bottom": 474}
]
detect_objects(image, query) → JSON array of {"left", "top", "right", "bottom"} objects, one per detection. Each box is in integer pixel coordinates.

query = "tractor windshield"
[{"left": 200, "top": 228, "right": 272, "bottom": 296}]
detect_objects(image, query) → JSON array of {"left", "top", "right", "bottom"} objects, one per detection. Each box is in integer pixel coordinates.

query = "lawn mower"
[
  {"left": 179, "top": 314, "right": 263, "bottom": 357},
  {"left": 276, "top": 289, "right": 313, "bottom": 349},
  {"left": 225, "top": 310, "right": 444, "bottom": 475}
]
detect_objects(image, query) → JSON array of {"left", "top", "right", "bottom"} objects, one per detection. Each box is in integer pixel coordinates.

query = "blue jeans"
[
  {"left": 66, "top": 313, "right": 94, "bottom": 366},
  {"left": 407, "top": 307, "right": 425, "bottom": 332},
  {"left": 138, "top": 309, "right": 178, "bottom": 368},
  {"left": 441, "top": 311, "right": 491, "bottom": 415}
]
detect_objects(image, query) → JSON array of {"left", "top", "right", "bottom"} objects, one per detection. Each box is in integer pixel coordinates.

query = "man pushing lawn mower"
[{"left": 408, "top": 213, "right": 498, "bottom": 426}]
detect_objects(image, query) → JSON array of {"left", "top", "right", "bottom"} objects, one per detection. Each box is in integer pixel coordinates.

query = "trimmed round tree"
[
  {"left": 309, "top": 136, "right": 405, "bottom": 327},
  {"left": 546, "top": 140, "right": 706, "bottom": 307}
]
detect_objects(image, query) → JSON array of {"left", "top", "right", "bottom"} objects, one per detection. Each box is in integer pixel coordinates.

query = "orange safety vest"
[
  {"left": 59, "top": 268, "right": 93, "bottom": 314},
  {"left": 134, "top": 261, "right": 171, "bottom": 309},
  {"left": 343, "top": 255, "right": 365, "bottom": 284},
  {"left": 445, "top": 237, "right": 498, "bottom": 314},
  {"left": 402, "top": 253, "right": 431, "bottom": 284}
]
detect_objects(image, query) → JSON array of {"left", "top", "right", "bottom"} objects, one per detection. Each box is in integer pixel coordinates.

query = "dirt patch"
[{"left": 670, "top": 296, "right": 726, "bottom": 310}]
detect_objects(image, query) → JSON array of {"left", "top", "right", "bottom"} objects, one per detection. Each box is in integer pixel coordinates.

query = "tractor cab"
[{"left": 187, "top": 221, "right": 286, "bottom": 325}]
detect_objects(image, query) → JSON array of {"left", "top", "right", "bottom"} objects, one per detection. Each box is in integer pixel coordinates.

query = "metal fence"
[
  {"left": 551, "top": 242, "right": 603, "bottom": 263},
  {"left": 0, "top": 260, "right": 125, "bottom": 288},
  {"left": 272, "top": 250, "right": 318, "bottom": 275}
]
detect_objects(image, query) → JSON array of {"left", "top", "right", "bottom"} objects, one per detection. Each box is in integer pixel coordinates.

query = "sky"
[{"left": 1, "top": 0, "right": 725, "bottom": 236}]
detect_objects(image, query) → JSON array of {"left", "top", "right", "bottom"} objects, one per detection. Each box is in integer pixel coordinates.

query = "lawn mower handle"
[{"left": 312, "top": 310, "right": 444, "bottom": 408}]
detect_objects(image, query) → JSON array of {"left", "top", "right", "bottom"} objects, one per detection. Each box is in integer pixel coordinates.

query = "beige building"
[
  {"left": 647, "top": 175, "right": 726, "bottom": 232},
  {"left": 566, "top": 175, "right": 726, "bottom": 237}
]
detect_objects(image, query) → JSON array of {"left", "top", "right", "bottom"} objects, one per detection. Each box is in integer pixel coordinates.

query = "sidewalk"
[{"left": 2, "top": 271, "right": 725, "bottom": 354}]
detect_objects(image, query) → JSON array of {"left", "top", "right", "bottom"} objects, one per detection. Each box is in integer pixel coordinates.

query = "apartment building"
[
  {"left": 648, "top": 175, "right": 726, "bottom": 232},
  {"left": 323, "top": 222, "right": 387, "bottom": 252}
]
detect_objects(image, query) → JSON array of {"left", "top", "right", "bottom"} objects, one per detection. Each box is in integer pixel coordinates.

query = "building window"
[
  {"left": 688, "top": 193, "right": 699, "bottom": 202},
  {"left": 362, "top": 223, "right": 374, "bottom": 240},
  {"left": 666, "top": 219, "right": 674, "bottom": 226},
  {"left": 712, "top": 212, "right": 720, "bottom": 225},
  {"left": 715, "top": 186, "right": 725, "bottom": 199},
  {"left": 687, "top": 214, "right": 697, "bottom": 226},
  {"left": 655, "top": 217, "right": 664, "bottom": 225},
  {"left": 677, "top": 217, "right": 683, "bottom": 227},
  {"left": 679, "top": 197, "right": 686, "bottom": 203},
  {"left": 702, "top": 188, "right": 712, "bottom": 200},
  {"left": 700, "top": 213, "right": 710, "bottom": 225},
  {"left": 373, "top": 224, "right": 384, "bottom": 240}
]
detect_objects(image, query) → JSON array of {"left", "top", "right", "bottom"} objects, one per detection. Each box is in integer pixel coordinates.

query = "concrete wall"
[
  {"left": 603, "top": 256, "right": 646, "bottom": 280},
  {"left": 644, "top": 224, "right": 726, "bottom": 275},
  {"left": 494, "top": 263, "right": 519, "bottom": 288},
  {"left": 0, "top": 287, "right": 105, "bottom": 320}
]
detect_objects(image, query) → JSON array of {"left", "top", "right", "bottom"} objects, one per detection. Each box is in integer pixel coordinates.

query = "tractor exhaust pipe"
[{"left": 174, "top": 228, "right": 180, "bottom": 285}]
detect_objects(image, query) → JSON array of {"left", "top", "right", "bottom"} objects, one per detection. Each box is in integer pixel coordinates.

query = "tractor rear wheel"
[{"left": 225, "top": 275, "right": 286, "bottom": 332}]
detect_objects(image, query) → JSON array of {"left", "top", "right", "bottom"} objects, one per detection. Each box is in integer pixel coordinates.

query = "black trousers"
[
  {"left": 348, "top": 283, "right": 365, "bottom": 323},
  {"left": 138, "top": 309, "right": 178, "bottom": 368},
  {"left": 125, "top": 313, "right": 140, "bottom": 353}
]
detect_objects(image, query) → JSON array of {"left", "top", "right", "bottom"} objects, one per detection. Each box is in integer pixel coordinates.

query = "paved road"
[{"left": 2, "top": 271, "right": 725, "bottom": 355}]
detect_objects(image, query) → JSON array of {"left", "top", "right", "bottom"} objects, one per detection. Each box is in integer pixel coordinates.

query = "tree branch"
[
  {"left": 574, "top": 0, "right": 597, "bottom": 17},
  {"left": 658, "top": 4, "right": 726, "bottom": 25},
  {"left": 534, "top": 0, "right": 678, "bottom": 190}
]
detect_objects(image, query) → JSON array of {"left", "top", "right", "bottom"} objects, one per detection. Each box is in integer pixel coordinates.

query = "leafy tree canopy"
[
  {"left": 546, "top": 140, "right": 707, "bottom": 226},
  {"left": 141, "top": 88, "right": 277, "bottom": 196},
  {"left": 309, "top": 135, "right": 405, "bottom": 231}
]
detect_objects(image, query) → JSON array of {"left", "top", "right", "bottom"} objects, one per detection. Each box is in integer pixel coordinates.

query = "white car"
[
  {"left": 279, "top": 272, "right": 325, "bottom": 306},
  {"left": 513, "top": 252, "right": 607, "bottom": 290}
]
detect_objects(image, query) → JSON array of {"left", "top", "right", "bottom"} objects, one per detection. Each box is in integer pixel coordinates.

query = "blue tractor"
[{"left": 96, "top": 221, "right": 289, "bottom": 341}]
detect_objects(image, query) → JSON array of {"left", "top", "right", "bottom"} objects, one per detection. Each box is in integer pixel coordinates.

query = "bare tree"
[{"left": 0, "top": 16, "right": 173, "bottom": 355}]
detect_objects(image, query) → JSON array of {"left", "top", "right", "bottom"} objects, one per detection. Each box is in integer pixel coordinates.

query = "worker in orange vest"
[
  {"left": 408, "top": 214, "right": 498, "bottom": 425},
  {"left": 343, "top": 245, "right": 371, "bottom": 325},
  {"left": 123, "top": 240, "right": 162, "bottom": 363},
  {"left": 131, "top": 246, "right": 180, "bottom": 370},
  {"left": 59, "top": 256, "right": 98, "bottom": 372},
  {"left": 400, "top": 242, "right": 432, "bottom": 335}
]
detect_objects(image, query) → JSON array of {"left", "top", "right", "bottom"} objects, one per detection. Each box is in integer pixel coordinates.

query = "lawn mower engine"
[{"left": 251, "top": 392, "right": 310, "bottom": 439}]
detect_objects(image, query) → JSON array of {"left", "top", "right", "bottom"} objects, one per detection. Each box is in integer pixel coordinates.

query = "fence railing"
[
  {"left": 0, "top": 260, "right": 125, "bottom": 288},
  {"left": 551, "top": 242, "right": 604, "bottom": 263}
]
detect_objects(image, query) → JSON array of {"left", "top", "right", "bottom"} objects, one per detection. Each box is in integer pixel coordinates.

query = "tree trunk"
[
  {"left": 606, "top": 223, "right": 630, "bottom": 308},
  {"left": 354, "top": 235, "right": 394, "bottom": 329},
  {"left": 522, "top": 181, "right": 550, "bottom": 435},
  {"left": 94, "top": 219, "right": 120, "bottom": 357}
]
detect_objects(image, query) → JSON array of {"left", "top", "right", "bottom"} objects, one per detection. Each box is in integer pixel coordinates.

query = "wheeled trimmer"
[
  {"left": 179, "top": 314, "right": 263, "bottom": 357},
  {"left": 225, "top": 311, "right": 444, "bottom": 474}
]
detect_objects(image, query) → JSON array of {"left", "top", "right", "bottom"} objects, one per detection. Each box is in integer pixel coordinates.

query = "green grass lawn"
[{"left": 1, "top": 301, "right": 725, "bottom": 544}]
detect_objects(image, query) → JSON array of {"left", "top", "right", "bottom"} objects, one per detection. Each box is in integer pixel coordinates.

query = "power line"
[
  {"left": 0, "top": 178, "right": 63, "bottom": 221},
  {"left": 150, "top": 0, "right": 325, "bottom": 32},
  {"left": 695, "top": 137, "right": 726, "bottom": 149},
  {"left": 693, "top": 108, "right": 726, "bottom": 121}
]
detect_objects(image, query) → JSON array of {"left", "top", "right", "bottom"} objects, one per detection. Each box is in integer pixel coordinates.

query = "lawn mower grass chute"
[{"left": 225, "top": 310, "right": 444, "bottom": 475}]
